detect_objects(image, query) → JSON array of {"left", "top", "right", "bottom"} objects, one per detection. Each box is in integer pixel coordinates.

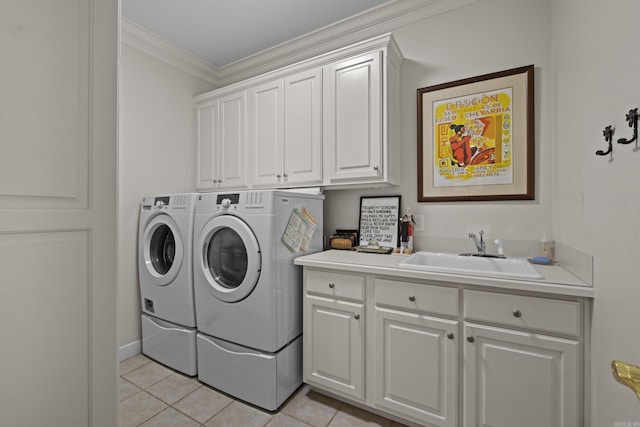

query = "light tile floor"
[{"left": 120, "top": 354, "right": 411, "bottom": 427}]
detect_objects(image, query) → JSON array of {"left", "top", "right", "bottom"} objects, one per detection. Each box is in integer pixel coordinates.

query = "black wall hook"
[
  {"left": 596, "top": 125, "right": 614, "bottom": 156},
  {"left": 617, "top": 108, "right": 638, "bottom": 145}
]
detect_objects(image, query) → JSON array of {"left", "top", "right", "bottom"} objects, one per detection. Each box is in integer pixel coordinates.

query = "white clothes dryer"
[
  {"left": 193, "top": 190, "right": 323, "bottom": 410},
  {"left": 138, "top": 193, "right": 197, "bottom": 375}
]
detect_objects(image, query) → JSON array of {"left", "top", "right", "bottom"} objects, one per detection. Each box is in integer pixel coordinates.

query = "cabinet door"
[
  {"left": 284, "top": 68, "right": 323, "bottom": 186},
  {"left": 218, "top": 91, "right": 248, "bottom": 189},
  {"left": 195, "top": 101, "right": 218, "bottom": 190},
  {"left": 375, "top": 308, "right": 458, "bottom": 427},
  {"left": 249, "top": 80, "right": 284, "bottom": 187},
  {"left": 304, "top": 295, "right": 364, "bottom": 401},
  {"left": 464, "top": 323, "right": 580, "bottom": 427},
  {"left": 324, "top": 51, "right": 382, "bottom": 183}
]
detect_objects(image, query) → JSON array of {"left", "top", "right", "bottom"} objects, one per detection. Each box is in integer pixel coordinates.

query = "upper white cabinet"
[
  {"left": 195, "top": 90, "right": 248, "bottom": 191},
  {"left": 194, "top": 33, "right": 402, "bottom": 191},
  {"left": 323, "top": 38, "right": 401, "bottom": 187},
  {"left": 249, "top": 68, "right": 322, "bottom": 188}
]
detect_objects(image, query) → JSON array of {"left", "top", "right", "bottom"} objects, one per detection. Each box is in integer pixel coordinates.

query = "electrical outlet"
[{"left": 413, "top": 214, "right": 425, "bottom": 232}]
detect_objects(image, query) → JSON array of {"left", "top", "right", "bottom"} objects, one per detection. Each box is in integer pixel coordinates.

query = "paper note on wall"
[{"left": 281, "top": 207, "right": 317, "bottom": 253}]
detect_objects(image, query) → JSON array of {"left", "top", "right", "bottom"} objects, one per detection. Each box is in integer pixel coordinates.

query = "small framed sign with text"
[{"left": 358, "top": 196, "right": 401, "bottom": 247}]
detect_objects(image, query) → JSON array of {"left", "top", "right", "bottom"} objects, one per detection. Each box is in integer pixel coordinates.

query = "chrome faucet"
[{"left": 469, "top": 231, "right": 485, "bottom": 255}]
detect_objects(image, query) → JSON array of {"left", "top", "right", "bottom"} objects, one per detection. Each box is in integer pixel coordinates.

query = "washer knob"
[
  {"left": 155, "top": 200, "right": 164, "bottom": 209},
  {"left": 221, "top": 198, "right": 231, "bottom": 209}
]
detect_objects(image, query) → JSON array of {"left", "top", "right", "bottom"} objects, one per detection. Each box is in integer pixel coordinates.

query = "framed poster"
[
  {"left": 358, "top": 196, "right": 401, "bottom": 247},
  {"left": 417, "top": 65, "right": 535, "bottom": 202}
]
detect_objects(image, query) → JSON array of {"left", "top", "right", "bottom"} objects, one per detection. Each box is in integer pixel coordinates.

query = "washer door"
[
  {"left": 198, "top": 215, "right": 261, "bottom": 302},
  {"left": 143, "top": 214, "right": 184, "bottom": 286}
]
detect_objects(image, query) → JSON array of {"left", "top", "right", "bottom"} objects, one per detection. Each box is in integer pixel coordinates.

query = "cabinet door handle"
[
  {"left": 447, "top": 332, "right": 454, "bottom": 340},
  {"left": 283, "top": 173, "right": 288, "bottom": 178},
  {"left": 408, "top": 295, "right": 416, "bottom": 302},
  {"left": 513, "top": 309, "right": 522, "bottom": 318},
  {"left": 466, "top": 336, "right": 475, "bottom": 343},
  {"left": 373, "top": 165, "right": 379, "bottom": 171},
  {"left": 276, "top": 174, "right": 282, "bottom": 179},
  {"left": 328, "top": 283, "right": 335, "bottom": 288},
  {"left": 354, "top": 314, "right": 360, "bottom": 320}
]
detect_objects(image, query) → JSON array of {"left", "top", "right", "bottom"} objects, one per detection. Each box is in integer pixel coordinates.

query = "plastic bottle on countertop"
[{"left": 537, "top": 231, "right": 555, "bottom": 261}]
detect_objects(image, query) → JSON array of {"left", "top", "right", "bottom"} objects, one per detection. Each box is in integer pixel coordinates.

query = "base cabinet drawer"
[
  {"left": 306, "top": 269, "right": 365, "bottom": 301},
  {"left": 464, "top": 289, "right": 581, "bottom": 336},
  {"left": 375, "top": 278, "right": 458, "bottom": 317}
]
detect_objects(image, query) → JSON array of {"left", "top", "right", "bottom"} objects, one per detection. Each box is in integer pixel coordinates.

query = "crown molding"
[
  {"left": 217, "top": 0, "right": 479, "bottom": 85},
  {"left": 120, "top": 0, "right": 479, "bottom": 88},
  {"left": 121, "top": 18, "right": 220, "bottom": 87}
]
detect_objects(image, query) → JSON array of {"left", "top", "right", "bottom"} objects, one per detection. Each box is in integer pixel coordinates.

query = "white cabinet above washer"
[
  {"left": 248, "top": 68, "right": 322, "bottom": 188},
  {"left": 193, "top": 33, "right": 403, "bottom": 192},
  {"left": 195, "top": 90, "right": 248, "bottom": 191}
]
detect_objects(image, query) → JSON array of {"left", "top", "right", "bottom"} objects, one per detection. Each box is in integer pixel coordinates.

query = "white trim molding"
[
  {"left": 119, "top": 340, "right": 142, "bottom": 362},
  {"left": 120, "top": 0, "right": 479, "bottom": 88},
  {"left": 121, "top": 18, "right": 220, "bottom": 87},
  {"left": 218, "top": 0, "right": 480, "bottom": 84}
]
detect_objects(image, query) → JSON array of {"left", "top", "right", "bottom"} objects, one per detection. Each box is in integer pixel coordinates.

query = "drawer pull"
[
  {"left": 354, "top": 314, "right": 360, "bottom": 320},
  {"left": 447, "top": 332, "right": 454, "bottom": 340},
  {"left": 513, "top": 309, "right": 522, "bottom": 318},
  {"left": 328, "top": 283, "right": 335, "bottom": 288},
  {"left": 408, "top": 295, "right": 416, "bottom": 302},
  {"left": 466, "top": 336, "right": 475, "bottom": 343}
]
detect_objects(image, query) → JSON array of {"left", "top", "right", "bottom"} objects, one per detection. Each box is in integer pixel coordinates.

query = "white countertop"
[{"left": 294, "top": 250, "right": 594, "bottom": 298}]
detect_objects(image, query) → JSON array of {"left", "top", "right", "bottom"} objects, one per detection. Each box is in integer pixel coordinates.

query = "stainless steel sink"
[{"left": 398, "top": 251, "right": 544, "bottom": 280}]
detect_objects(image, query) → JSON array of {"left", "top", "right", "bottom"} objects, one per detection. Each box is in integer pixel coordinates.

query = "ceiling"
[{"left": 121, "top": 0, "right": 393, "bottom": 68}]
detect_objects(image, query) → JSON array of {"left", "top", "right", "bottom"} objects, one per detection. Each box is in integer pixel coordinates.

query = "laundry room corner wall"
[{"left": 118, "top": 42, "right": 215, "bottom": 354}]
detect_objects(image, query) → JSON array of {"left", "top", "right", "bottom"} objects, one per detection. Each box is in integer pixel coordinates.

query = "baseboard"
[{"left": 119, "top": 340, "right": 142, "bottom": 362}]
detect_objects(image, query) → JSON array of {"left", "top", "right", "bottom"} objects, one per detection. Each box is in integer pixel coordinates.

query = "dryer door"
[
  {"left": 143, "top": 214, "right": 184, "bottom": 286},
  {"left": 197, "top": 215, "right": 261, "bottom": 302}
]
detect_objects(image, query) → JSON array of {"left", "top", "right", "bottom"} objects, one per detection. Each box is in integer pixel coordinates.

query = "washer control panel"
[{"left": 216, "top": 193, "right": 239, "bottom": 205}]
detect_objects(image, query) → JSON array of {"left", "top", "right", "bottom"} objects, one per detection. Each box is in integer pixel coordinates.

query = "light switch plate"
[{"left": 413, "top": 214, "right": 425, "bottom": 232}]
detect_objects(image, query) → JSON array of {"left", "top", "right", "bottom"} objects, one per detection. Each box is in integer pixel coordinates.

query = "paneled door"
[{"left": 0, "top": 1, "right": 118, "bottom": 426}]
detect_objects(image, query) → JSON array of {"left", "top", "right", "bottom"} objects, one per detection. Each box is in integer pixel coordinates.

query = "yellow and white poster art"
[{"left": 432, "top": 88, "right": 513, "bottom": 188}]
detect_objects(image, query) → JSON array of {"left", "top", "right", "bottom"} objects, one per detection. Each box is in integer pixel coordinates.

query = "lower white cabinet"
[
  {"left": 463, "top": 289, "right": 582, "bottom": 427},
  {"left": 303, "top": 270, "right": 365, "bottom": 401},
  {"left": 463, "top": 323, "right": 579, "bottom": 427},
  {"left": 301, "top": 267, "right": 588, "bottom": 427},
  {"left": 375, "top": 308, "right": 458, "bottom": 427}
]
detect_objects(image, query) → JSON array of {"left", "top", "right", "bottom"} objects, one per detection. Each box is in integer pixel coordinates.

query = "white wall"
[
  {"left": 118, "top": 44, "right": 214, "bottom": 347},
  {"left": 552, "top": 0, "right": 640, "bottom": 425},
  {"left": 324, "top": 0, "right": 554, "bottom": 251}
]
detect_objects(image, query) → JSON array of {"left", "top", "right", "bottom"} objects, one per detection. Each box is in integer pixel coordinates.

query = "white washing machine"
[
  {"left": 138, "top": 193, "right": 198, "bottom": 376},
  {"left": 193, "top": 190, "right": 324, "bottom": 410}
]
